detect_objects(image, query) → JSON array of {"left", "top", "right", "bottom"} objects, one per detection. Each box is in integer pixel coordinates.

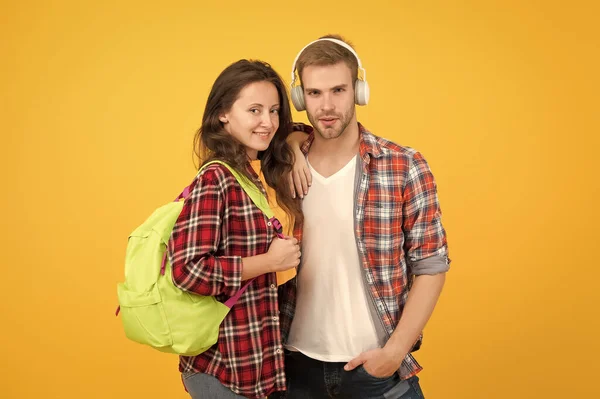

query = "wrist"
[
  {"left": 292, "top": 144, "right": 303, "bottom": 154},
  {"left": 383, "top": 341, "right": 409, "bottom": 361},
  {"left": 262, "top": 252, "right": 276, "bottom": 273}
]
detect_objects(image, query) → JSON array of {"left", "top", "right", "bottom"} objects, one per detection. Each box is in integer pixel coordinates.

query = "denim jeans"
[
  {"left": 276, "top": 350, "right": 425, "bottom": 399},
  {"left": 182, "top": 372, "right": 248, "bottom": 399}
]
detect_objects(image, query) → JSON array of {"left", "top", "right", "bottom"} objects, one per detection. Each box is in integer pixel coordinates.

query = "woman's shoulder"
[{"left": 195, "top": 162, "right": 244, "bottom": 192}]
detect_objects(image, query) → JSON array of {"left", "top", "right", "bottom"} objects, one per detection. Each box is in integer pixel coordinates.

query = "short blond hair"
[{"left": 296, "top": 34, "right": 359, "bottom": 86}]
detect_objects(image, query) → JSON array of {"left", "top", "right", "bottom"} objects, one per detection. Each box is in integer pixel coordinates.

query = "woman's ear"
[{"left": 219, "top": 115, "right": 228, "bottom": 124}]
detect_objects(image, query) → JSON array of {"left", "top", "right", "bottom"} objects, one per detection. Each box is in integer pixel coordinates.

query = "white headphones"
[{"left": 289, "top": 38, "right": 370, "bottom": 111}]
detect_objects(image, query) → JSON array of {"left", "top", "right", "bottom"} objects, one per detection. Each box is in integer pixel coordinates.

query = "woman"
[{"left": 168, "top": 60, "right": 302, "bottom": 399}]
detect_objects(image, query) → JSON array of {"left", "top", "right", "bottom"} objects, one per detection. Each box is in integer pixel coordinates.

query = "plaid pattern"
[
  {"left": 279, "top": 123, "right": 449, "bottom": 380},
  {"left": 168, "top": 163, "right": 286, "bottom": 399}
]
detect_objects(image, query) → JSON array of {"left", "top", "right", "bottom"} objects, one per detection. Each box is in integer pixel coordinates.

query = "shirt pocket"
[{"left": 363, "top": 198, "right": 402, "bottom": 251}]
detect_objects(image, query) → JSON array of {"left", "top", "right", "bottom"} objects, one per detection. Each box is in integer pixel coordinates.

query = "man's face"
[{"left": 301, "top": 62, "right": 356, "bottom": 140}]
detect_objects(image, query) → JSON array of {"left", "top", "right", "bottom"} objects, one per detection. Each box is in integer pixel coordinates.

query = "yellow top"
[{"left": 250, "top": 160, "right": 297, "bottom": 285}]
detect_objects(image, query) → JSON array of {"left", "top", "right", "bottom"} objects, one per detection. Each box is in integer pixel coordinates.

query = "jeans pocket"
[
  {"left": 346, "top": 366, "right": 399, "bottom": 398},
  {"left": 357, "top": 365, "right": 394, "bottom": 381}
]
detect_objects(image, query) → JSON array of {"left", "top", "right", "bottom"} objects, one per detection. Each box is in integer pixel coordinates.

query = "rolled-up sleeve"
[{"left": 402, "top": 152, "right": 450, "bottom": 275}]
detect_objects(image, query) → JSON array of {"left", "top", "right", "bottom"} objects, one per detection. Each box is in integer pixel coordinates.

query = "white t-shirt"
[{"left": 285, "top": 155, "right": 381, "bottom": 362}]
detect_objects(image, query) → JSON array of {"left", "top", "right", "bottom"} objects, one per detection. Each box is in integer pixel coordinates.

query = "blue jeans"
[{"left": 277, "top": 351, "right": 425, "bottom": 399}]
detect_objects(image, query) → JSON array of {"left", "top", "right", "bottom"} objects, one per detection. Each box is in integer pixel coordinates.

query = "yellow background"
[{"left": 2, "top": 0, "right": 599, "bottom": 398}]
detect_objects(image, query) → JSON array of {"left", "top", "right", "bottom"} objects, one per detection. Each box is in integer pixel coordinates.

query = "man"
[{"left": 276, "top": 35, "right": 450, "bottom": 399}]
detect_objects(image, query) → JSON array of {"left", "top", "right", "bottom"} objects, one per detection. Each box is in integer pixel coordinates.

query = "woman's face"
[{"left": 220, "top": 81, "right": 280, "bottom": 160}]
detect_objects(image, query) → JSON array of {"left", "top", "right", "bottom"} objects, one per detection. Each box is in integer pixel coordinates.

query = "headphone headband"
[{"left": 290, "top": 38, "right": 364, "bottom": 85}]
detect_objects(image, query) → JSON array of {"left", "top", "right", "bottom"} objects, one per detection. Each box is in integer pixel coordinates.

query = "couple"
[{"left": 167, "top": 34, "right": 450, "bottom": 399}]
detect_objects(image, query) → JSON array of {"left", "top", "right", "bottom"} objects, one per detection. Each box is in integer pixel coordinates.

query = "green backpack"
[{"left": 116, "top": 160, "right": 283, "bottom": 356}]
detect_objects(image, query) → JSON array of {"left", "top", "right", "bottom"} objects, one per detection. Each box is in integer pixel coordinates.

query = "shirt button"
[
  {"left": 273, "top": 316, "right": 279, "bottom": 321},
  {"left": 276, "top": 349, "right": 282, "bottom": 354},
  {"left": 270, "top": 284, "right": 276, "bottom": 289},
  {"left": 267, "top": 221, "right": 272, "bottom": 226}
]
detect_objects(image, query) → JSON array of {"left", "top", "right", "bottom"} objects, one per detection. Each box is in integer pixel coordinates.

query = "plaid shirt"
[
  {"left": 279, "top": 123, "right": 450, "bottom": 379},
  {"left": 168, "top": 163, "right": 286, "bottom": 399}
]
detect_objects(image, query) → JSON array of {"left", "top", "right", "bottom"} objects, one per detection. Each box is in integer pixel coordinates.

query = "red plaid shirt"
[
  {"left": 279, "top": 123, "right": 450, "bottom": 379},
  {"left": 168, "top": 163, "right": 286, "bottom": 399}
]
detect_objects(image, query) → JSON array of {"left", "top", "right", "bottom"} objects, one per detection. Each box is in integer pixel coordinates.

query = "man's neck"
[{"left": 308, "top": 122, "right": 360, "bottom": 178}]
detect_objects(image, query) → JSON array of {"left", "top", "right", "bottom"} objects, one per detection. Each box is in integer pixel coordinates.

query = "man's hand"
[{"left": 344, "top": 347, "right": 404, "bottom": 378}]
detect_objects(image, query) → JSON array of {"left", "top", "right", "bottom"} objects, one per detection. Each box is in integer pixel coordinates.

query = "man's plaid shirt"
[
  {"left": 279, "top": 123, "right": 450, "bottom": 379},
  {"left": 168, "top": 163, "right": 286, "bottom": 399}
]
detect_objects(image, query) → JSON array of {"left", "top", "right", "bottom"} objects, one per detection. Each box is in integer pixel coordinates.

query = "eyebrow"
[
  {"left": 332, "top": 84, "right": 349, "bottom": 90},
  {"left": 247, "top": 103, "right": 280, "bottom": 108},
  {"left": 304, "top": 84, "right": 349, "bottom": 92}
]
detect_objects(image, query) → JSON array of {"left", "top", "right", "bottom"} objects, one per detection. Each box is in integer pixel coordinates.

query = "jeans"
[
  {"left": 182, "top": 371, "right": 248, "bottom": 399},
  {"left": 278, "top": 350, "right": 425, "bottom": 399}
]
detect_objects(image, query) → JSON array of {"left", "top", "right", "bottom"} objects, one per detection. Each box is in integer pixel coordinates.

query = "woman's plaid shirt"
[{"left": 168, "top": 163, "right": 286, "bottom": 399}]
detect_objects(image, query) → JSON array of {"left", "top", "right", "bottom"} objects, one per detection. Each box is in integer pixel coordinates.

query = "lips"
[
  {"left": 319, "top": 118, "right": 338, "bottom": 126},
  {"left": 253, "top": 131, "right": 272, "bottom": 139}
]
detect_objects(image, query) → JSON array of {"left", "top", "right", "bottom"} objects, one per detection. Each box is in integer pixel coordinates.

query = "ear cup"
[
  {"left": 291, "top": 85, "right": 306, "bottom": 111},
  {"left": 355, "top": 79, "right": 370, "bottom": 106}
]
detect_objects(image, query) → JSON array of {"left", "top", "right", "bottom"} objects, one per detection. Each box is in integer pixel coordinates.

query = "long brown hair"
[{"left": 194, "top": 59, "right": 302, "bottom": 224}]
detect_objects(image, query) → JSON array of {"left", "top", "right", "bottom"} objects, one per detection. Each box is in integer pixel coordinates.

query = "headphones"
[{"left": 289, "top": 38, "right": 370, "bottom": 111}]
